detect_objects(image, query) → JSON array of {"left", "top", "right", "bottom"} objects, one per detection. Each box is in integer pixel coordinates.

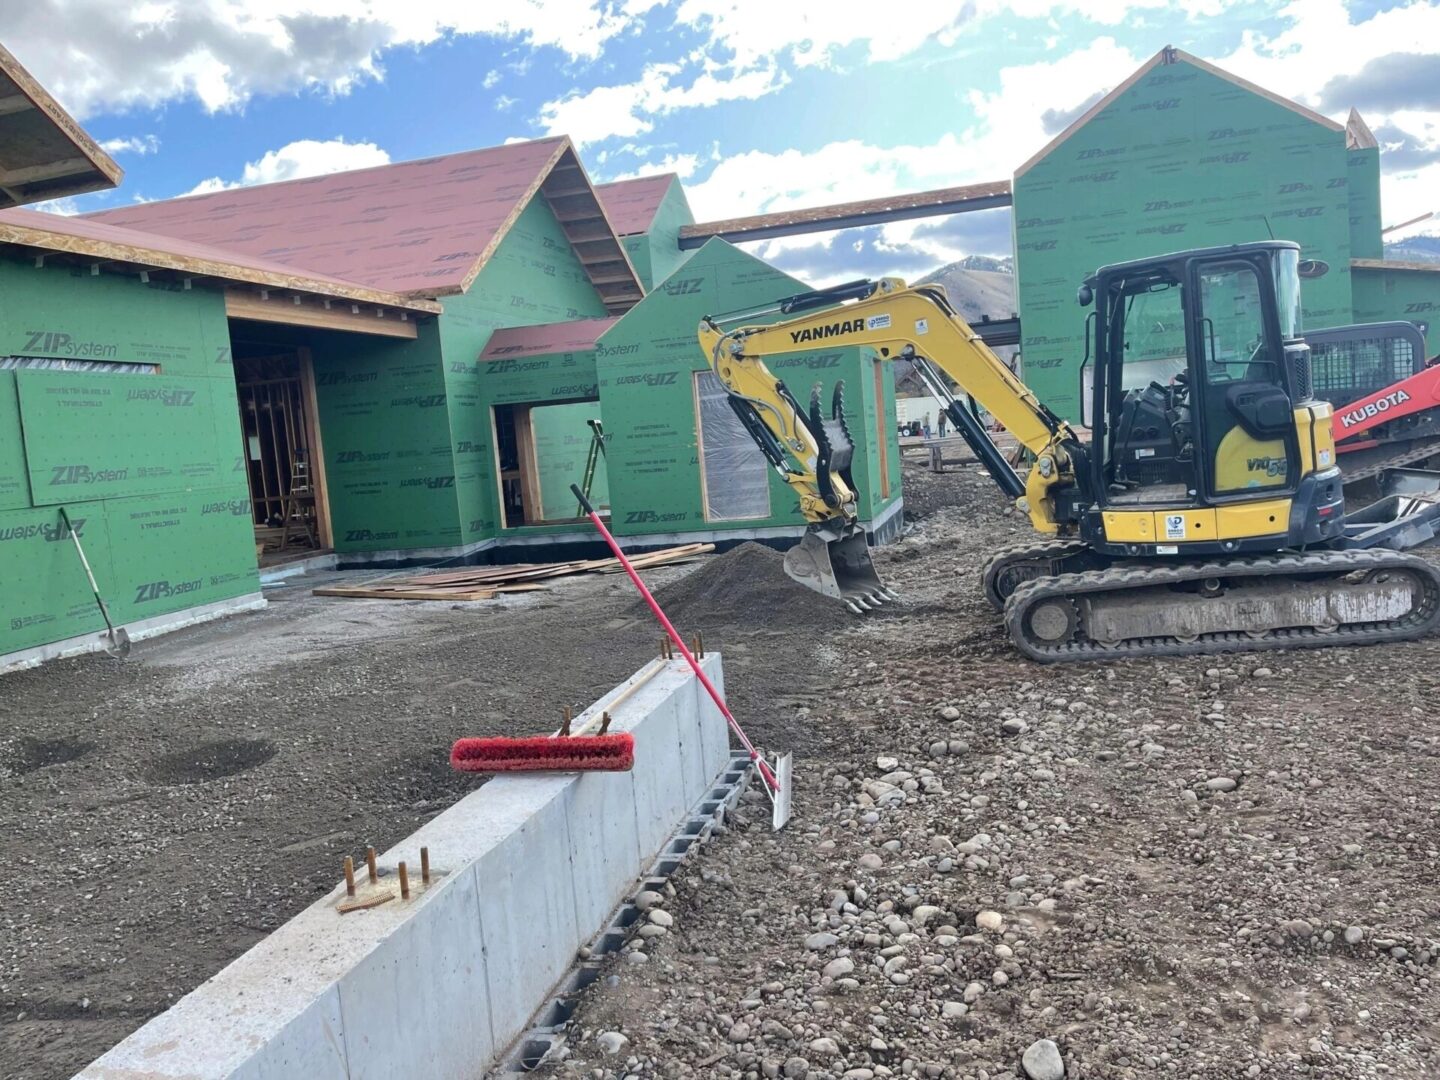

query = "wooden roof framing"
[
  {"left": 539, "top": 148, "right": 644, "bottom": 314},
  {"left": 0, "top": 42, "right": 121, "bottom": 208},
  {"left": 678, "top": 179, "right": 1012, "bottom": 249}
]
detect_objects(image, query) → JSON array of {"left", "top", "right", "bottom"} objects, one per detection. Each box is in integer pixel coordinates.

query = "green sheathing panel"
[
  {"left": 644, "top": 180, "right": 696, "bottom": 290},
  {"left": 18, "top": 372, "right": 236, "bottom": 503},
  {"left": 307, "top": 322, "right": 462, "bottom": 552},
  {"left": 1014, "top": 59, "right": 1354, "bottom": 418},
  {"left": 438, "top": 195, "right": 611, "bottom": 541},
  {"left": 621, "top": 235, "right": 654, "bottom": 291},
  {"left": 1, "top": 504, "right": 114, "bottom": 651},
  {"left": 0, "top": 258, "right": 233, "bottom": 373},
  {"left": 597, "top": 238, "right": 898, "bottom": 538},
  {"left": 532, "top": 401, "right": 608, "bottom": 519},
  {"left": 1352, "top": 268, "right": 1440, "bottom": 357},
  {"left": 0, "top": 258, "right": 257, "bottom": 657},
  {"left": 0, "top": 372, "right": 29, "bottom": 510},
  {"left": 1347, "top": 147, "right": 1383, "bottom": 260}
]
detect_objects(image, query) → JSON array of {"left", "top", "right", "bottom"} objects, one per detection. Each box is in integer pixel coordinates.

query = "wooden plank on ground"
[{"left": 311, "top": 542, "right": 713, "bottom": 601}]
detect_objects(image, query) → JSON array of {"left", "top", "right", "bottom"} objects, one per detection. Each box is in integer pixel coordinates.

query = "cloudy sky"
[{"left": 5, "top": 0, "right": 1439, "bottom": 282}]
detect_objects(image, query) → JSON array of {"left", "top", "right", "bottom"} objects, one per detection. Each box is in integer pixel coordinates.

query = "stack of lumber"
[{"left": 312, "top": 542, "right": 713, "bottom": 602}]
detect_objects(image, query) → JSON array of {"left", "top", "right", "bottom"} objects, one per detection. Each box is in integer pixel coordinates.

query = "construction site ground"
[{"left": 3, "top": 462, "right": 1439, "bottom": 1080}]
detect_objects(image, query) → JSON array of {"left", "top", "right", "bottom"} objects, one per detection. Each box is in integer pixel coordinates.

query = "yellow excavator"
[{"left": 698, "top": 241, "right": 1440, "bottom": 661}]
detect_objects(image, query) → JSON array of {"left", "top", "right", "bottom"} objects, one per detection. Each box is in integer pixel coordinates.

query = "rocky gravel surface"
[{"left": 540, "top": 462, "right": 1440, "bottom": 1080}]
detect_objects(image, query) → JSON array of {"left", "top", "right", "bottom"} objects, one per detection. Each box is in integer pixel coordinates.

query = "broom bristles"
[{"left": 450, "top": 732, "right": 635, "bottom": 773}]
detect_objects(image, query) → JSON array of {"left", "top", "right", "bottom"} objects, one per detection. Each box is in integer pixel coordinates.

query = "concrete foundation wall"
[{"left": 75, "top": 654, "right": 732, "bottom": 1080}]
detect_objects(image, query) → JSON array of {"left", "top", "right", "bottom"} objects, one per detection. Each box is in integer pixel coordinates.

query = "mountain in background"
[
  {"left": 917, "top": 255, "right": 1016, "bottom": 324},
  {"left": 1385, "top": 234, "right": 1440, "bottom": 264}
]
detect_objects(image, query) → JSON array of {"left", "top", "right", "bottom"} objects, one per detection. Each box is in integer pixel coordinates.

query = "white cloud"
[
  {"left": 494, "top": 94, "right": 519, "bottom": 111},
  {"left": 4, "top": 0, "right": 653, "bottom": 118},
  {"left": 602, "top": 151, "right": 702, "bottom": 181},
  {"left": 539, "top": 60, "right": 787, "bottom": 146},
  {"left": 99, "top": 134, "right": 161, "bottom": 156},
  {"left": 680, "top": 37, "right": 1139, "bottom": 278},
  {"left": 1213, "top": 0, "right": 1440, "bottom": 232},
  {"left": 482, "top": 69, "right": 502, "bottom": 89},
  {"left": 183, "top": 136, "right": 390, "bottom": 195}
]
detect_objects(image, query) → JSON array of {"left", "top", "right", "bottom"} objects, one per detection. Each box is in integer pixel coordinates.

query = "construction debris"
[{"left": 311, "top": 542, "right": 713, "bottom": 602}]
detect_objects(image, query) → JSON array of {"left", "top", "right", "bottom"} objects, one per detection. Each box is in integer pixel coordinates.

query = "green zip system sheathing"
[
  {"left": 306, "top": 195, "right": 612, "bottom": 553},
  {"left": 1353, "top": 267, "right": 1440, "bottom": 357},
  {"left": 0, "top": 257, "right": 258, "bottom": 658},
  {"left": 596, "top": 238, "right": 901, "bottom": 541},
  {"left": 620, "top": 181, "right": 696, "bottom": 291},
  {"left": 1014, "top": 56, "right": 1355, "bottom": 418},
  {"left": 439, "top": 196, "right": 611, "bottom": 542},
  {"left": 1347, "top": 145, "right": 1383, "bottom": 261}
]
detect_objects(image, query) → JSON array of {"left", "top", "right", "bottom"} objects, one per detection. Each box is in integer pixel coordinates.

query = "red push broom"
[{"left": 449, "top": 658, "right": 664, "bottom": 774}]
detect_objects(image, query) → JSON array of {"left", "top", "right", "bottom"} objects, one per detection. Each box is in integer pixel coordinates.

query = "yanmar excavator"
[{"left": 697, "top": 241, "right": 1440, "bottom": 662}]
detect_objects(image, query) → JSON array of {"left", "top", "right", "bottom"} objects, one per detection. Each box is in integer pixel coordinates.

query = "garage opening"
[
  {"left": 231, "top": 341, "right": 330, "bottom": 564},
  {"left": 493, "top": 399, "right": 608, "bottom": 528}
]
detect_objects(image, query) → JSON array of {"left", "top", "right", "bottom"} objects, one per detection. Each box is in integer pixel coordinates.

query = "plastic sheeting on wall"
[
  {"left": 694, "top": 371, "right": 770, "bottom": 521},
  {"left": 531, "top": 401, "right": 608, "bottom": 521}
]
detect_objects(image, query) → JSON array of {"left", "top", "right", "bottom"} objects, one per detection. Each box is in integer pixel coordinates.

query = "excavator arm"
[{"left": 698, "top": 277, "right": 1084, "bottom": 608}]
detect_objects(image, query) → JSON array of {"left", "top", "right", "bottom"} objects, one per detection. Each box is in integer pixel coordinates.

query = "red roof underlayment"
[
  {"left": 594, "top": 174, "right": 677, "bottom": 236},
  {"left": 478, "top": 317, "right": 618, "bottom": 361},
  {"left": 85, "top": 138, "right": 574, "bottom": 297}
]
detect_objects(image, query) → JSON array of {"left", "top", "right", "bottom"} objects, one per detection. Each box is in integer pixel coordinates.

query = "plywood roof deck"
[{"left": 0, "top": 42, "right": 121, "bottom": 208}]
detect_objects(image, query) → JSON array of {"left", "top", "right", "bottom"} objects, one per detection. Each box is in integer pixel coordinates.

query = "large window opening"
[
  {"left": 694, "top": 371, "right": 771, "bottom": 521},
  {"left": 493, "top": 399, "right": 607, "bottom": 528}
]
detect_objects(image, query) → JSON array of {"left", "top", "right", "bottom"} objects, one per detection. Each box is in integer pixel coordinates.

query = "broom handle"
[{"left": 572, "top": 485, "right": 779, "bottom": 795}]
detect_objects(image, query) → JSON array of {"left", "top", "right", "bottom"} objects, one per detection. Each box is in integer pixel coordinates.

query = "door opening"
[
  {"left": 232, "top": 345, "right": 330, "bottom": 563},
  {"left": 492, "top": 399, "right": 607, "bottom": 528}
]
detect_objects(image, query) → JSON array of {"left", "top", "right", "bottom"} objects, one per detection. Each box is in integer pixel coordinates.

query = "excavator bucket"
[{"left": 783, "top": 522, "right": 897, "bottom": 613}]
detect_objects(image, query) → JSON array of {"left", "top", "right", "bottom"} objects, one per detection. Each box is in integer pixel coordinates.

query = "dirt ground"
[
  {"left": 543, "top": 462, "right": 1440, "bottom": 1080},
  {"left": 5, "top": 460, "right": 1440, "bottom": 1080},
  {"left": 0, "top": 554, "right": 834, "bottom": 1080}
]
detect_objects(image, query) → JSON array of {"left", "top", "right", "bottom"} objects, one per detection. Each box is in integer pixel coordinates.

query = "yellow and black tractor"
[{"left": 698, "top": 241, "right": 1440, "bottom": 661}]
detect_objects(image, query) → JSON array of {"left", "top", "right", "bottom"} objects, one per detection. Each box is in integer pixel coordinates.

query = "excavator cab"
[{"left": 1080, "top": 242, "right": 1338, "bottom": 554}]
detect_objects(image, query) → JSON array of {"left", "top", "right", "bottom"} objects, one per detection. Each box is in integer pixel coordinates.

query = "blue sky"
[{"left": 6, "top": 0, "right": 1439, "bottom": 281}]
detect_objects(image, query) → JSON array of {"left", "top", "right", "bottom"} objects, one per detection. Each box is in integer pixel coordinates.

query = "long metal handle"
[
  {"left": 571, "top": 484, "right": 780, "bottom": 795},
  {"left": 59, "top": 508, "right": 117, "bottom": 633}
]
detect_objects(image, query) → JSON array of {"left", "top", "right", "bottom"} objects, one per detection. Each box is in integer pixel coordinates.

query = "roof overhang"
[
  {"left": 433, "top": 140, "right": 644, "bottom": 316},
  {"left": 0, "top": 42, "right": 121, "bottom": 208},
  {"left": 678, "top": 180, "right": 1012, "bottom": 249},
  {"left": 1352, "top": 258, "right": 1440, "bottom": 274},
  {"left": 0, "top": 212, "right": 440, "bottom": 338}
]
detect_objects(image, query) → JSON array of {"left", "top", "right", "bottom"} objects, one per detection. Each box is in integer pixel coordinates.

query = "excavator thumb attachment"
[{"left": 784, "top": 522, "right": 898, "bottom": 613}]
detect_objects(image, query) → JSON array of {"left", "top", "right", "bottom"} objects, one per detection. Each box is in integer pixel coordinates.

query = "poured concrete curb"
[{"left": 76, "top": 654, "right": 731, "bottom": 1080}]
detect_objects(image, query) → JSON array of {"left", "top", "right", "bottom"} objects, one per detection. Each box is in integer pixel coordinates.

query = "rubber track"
[
  {"left": 1003, "top": 548, "right": 1440, "bottom": 663},
  {"left": 980, "top": 538, "right": 1092, "bottom": 612},
  {"left": 1341, "top": 438, "right": 1440, "bottom": 485}
]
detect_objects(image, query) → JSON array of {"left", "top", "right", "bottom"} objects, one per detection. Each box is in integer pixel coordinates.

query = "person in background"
[
  {"left": 922, "top": 413, "right": 932, "bottom": 439},
  {"left": 937, "top": 410, "right": 948, "bottom": 439}
]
